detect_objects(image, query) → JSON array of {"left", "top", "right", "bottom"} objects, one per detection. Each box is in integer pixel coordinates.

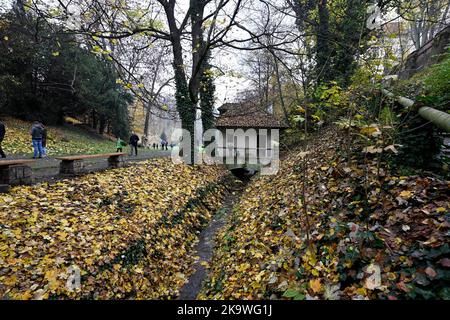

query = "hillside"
[
  {"left": 0, "top": 118, "right": 115, "bottom": 156},
  {"left": 200, "top": 126, "right": 450, "bottom": 300}
]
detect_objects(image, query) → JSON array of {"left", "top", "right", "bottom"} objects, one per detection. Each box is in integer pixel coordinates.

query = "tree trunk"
[
  {"left": 92, "top": 110, "right": 98, "bottom": 130},
  {"left": 164, "top": 1, "right": 196, "bottom": 163},
  {"left": 273, "top": 55, "right": 289, "bottom": 122},
  {"left": 316, "top": 0, "right": 331, "bottom": 85},
  {"left": 189, "top": 0, "right": 205, "bottom": 105},
  {"left": 98, "top": 116, "right": 107, "bottom": 134},
  {"left": 200, "top": 53, "right": 215, "bottom": 133},
  {"left": 143, "top": 102, "right": 152, "bottom": 138}
]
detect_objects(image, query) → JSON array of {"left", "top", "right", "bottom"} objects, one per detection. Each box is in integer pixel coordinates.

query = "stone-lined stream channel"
[{"left": 177, "top": 177, "right": 246, "bottom": 300}]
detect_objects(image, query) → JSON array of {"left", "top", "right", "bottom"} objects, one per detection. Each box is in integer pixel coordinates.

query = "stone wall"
[{"left": 0, "top": 165, "right": 32, "bottom": 186}]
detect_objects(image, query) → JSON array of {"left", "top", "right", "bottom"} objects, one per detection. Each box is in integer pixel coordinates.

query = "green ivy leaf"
[{"left": 282, "top": 289, "right": 299, "bottom": 298}]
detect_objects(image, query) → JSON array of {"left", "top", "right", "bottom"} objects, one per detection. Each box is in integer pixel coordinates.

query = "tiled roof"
[{"left": 215, "top": 101, "right": 288, "bottom": 128}]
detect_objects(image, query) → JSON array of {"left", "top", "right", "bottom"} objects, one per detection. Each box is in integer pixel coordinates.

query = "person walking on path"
[
  {"left": 116, "top": 136, "right": 126, "bottom": 152},
  {"left": 31, "top": 122, "right": 44, "bottom": 159},
  {"left": 0, "top": 120, "right": 6, "bottom": 158},
  {"left": 40, "top": 123, "right": 48, "bottom": 157},
  {"left": 129, "top": 133, "right": 139, "bottom": 156}
]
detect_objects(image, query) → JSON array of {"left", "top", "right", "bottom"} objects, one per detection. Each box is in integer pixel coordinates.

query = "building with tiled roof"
[
  {"left": 214, "top": 101, "right": 288, "bottom": 172},
  {"left": 215, "top": 101, "right": 288, "bottom": 129}
]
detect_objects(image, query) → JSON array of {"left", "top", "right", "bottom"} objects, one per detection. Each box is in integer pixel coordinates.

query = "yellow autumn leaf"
[
  {"left": 399, "top": 190, "right": 413, "bottom": 199},
  {"left": 309, "top": 279, "right": 322, "bottom": 293},
  {"left": 360, "top": 126, "right": 380, "bottom": 136}
]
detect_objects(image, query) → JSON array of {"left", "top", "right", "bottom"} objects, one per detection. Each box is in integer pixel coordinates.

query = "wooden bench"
[
  {"left": 0, "top": 159, "right": 36, "bottom": 188},
  {"left": 55, "top": 153, "right": 126, "bottom": 175}
]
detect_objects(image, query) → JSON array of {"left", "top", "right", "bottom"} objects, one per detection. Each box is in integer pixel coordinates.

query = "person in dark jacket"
[
  {"left": 129, "top": 133, "right": 139, "bottom": 156},
  {"left": 0, "top": 121, "right": 6, "bottom": 158},
  {"left": 31, "top": 122, "right": 44, "bottom": 159}
]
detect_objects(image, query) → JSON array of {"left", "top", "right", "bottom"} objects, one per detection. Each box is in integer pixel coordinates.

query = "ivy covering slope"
[
  {"left": 0, "top": 158, "right": 227, "bottom": 299},
  {"left": 200, "top": 126, "right": 450, "bottom": 300}
]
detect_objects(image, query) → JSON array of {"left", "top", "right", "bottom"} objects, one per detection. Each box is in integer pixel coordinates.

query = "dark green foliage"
[
  {"left": 316, "top": 0, "right": 332, "bottom": 85},
  {"left": 0, "top": 9, "right": 132, "bottom": 137},
  {"left": 330, "top": 0, "right": 369, "bottom": 87},
  {"left": 394, "top": 112, "right": 443, "bottom": 171},
  {"left": 423, "top": 50, "right": 450, "bottom": 109},
  {"left": 315, "top": 0, "right": 370, "bottom": 87}
]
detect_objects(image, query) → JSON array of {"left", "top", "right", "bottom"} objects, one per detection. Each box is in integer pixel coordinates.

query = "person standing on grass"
[
  {"left": 0, "top": 120, "right": 6, "bottom": 158},
  {"left": 31, "top": 121, "right": 44, "bottom": 159},
  {"left": 116, "top": 136, "right": 125, "bottom": 152},
  {"left": 129, "top": 133, "right": 139, "bottom": 156}
]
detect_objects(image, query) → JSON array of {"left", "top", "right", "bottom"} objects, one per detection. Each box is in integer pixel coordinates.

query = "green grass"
[{"left": 1, "top": 117, "right": 116, "bottom": 156}]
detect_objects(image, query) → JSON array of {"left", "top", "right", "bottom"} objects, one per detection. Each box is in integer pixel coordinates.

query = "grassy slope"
[{"left": 1, "top": 117, "right": 115, "bottom": 156}]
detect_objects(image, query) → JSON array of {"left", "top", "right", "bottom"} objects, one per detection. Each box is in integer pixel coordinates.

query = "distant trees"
[
  {"left": 0, "top": 5, "right": 132, "bottom": 138},
  {"left": 389, "top": 0, "right": 450, "bottom": 50}
]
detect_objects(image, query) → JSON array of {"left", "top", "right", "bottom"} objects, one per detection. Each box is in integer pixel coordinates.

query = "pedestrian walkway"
[{"left": 5, "top": 149, "right": 171, "bottom": 184}]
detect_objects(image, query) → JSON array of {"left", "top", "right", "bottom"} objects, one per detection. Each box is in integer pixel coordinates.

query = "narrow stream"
[{"left": 177, "top": 177, "right": 246, "bottom": 300}]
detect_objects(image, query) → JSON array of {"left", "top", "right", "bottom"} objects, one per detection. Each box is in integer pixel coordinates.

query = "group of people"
[
  {"left": 116, "top": 133, "right": 140, "bottom": 156},
  {"left": 116, "top": 134, "right": 173, "bottom": 155},
  {"left": 0, "top": 120, "right": 47, "bottom": 159},
  {"left": 152, "top": 141, "right": 170, "bottom": 150}
]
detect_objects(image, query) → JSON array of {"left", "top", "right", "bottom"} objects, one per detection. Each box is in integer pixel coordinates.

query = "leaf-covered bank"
[
  {"left": 0, "top": 159, "right": 228, "bottom": 299},
  {"left": 200, "top": 127, "right": 450, "bottom": 300}
]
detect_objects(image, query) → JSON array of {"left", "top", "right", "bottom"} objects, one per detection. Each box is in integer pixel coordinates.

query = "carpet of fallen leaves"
[
  {"left": 0, "top": 158, "right": 227, "bottom": 299},
  {"left": 200, "top": 126, "right": 450, "bottom": 300},
  {"left": 1, "top": 117, "right": 115, "bottom": 156}
]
